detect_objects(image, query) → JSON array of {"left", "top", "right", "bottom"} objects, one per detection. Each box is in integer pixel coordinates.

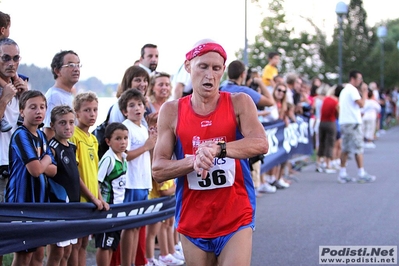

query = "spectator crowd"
[{"left": 1, "top": 10, "right": 397, "bottom": 266}]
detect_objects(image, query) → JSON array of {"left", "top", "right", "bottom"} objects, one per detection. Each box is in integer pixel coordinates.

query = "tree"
[
  {"left": 237, "top": 0, "right": 327, "bottom": 80},
  {"left": 321, "top": 0, "right": 376, "bottom": 85},
  {"left": 372, "top": 19, "right": 399, "bottom": 90},
  {"left": 239, "top": 0, "right": 399, "bottom": 89}
]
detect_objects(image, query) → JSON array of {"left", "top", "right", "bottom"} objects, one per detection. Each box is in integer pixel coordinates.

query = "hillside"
[{"left": 17, "top": 64, "right": 118, "bottom": 97}]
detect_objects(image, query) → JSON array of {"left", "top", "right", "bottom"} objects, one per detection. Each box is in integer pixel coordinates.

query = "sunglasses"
[
  {"left": 1, "top": 54, "right": 21, "bottom": 63},
  {"left": 277, "top": 88, "right": 287, "bottom": 94}
]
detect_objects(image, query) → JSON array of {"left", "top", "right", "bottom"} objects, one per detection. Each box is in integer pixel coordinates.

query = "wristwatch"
[{"left": 217, "top": 141, "right": 227, "bottom": 158}]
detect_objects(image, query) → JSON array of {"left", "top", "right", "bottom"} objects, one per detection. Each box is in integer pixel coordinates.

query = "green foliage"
[
  {"left": 375, "top": 19, "right": 399, "bottom": 90},
  {"left": 323, "top": 0, "right": 375, "bottom": 84},
  {"left": 240, "top": 0, "right": 399, "bottom": 90},
  {"left": 238, "top": 0, "right": 327, "bottom": 81}
]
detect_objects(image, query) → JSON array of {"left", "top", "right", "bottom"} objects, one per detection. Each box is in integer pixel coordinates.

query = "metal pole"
[
  {"left": 377, "top": 26, "right": 387, "bottom": 89},
  {"left": 380, "top": 40, "right": 384, "bottom": 89},
  {"left": 243, "top": 0, "right": 248, "bottom": 66},
  {"left": 380, "top": 38, "right": 384, "bottom": 89},
  {"left": 338, "top": 15, "right": 343, "bottom": 84}
]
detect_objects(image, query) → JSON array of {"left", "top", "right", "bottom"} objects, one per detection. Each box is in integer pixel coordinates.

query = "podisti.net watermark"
[{"left": 319, "top": 246, "right": 397, "bottom": 264}]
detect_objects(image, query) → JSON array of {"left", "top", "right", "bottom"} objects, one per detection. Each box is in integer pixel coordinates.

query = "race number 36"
[{"left": 187, "top": 158, "right": 236, "bottom": 190}]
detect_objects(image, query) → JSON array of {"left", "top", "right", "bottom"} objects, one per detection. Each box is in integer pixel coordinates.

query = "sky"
[{"left": 1, "top": 0, "right": 397, "bottom": 84}]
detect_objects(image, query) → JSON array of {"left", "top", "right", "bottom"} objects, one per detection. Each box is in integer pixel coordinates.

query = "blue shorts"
[
  {"left": 184, "top": 224, "right": 254, "bottom": 257},
  {"left": 123, "top": 188, "right": 148, "bottom": 203}
]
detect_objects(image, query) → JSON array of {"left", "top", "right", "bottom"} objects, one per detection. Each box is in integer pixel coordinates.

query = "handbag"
[{"left": 92, "top": 106, "right": 113, "bottom": 159}]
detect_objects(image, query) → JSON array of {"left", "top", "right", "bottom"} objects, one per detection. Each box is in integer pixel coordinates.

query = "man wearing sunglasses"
[
  {"left": 0, "top": 37, "right": 28, "bottom": 182},
  {"left": 0, "top": 13, "right": 24, "bottom": 133},
  {"left": 0, "top": 36, "right": 30, "bottom": 265}
]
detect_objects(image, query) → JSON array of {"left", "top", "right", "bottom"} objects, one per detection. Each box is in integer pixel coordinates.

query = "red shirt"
[
  {"left": 174, "top": 92, "right": 255, "bottom": 238},
  {"left": 320, "top": 96, "right": 338, "bottom": 122}
]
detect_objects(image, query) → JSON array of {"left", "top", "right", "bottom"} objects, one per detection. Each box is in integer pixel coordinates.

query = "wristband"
[{"left": 217, "top": 141, "right": 227, "bottom": 158}]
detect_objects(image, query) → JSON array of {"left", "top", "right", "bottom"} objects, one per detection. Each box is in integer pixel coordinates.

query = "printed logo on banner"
[
  {"left": 265, "top": 128, "right": 279, "bottom": 155},
  {"left": 260, "top": 116, "right": 312, "bottom": 173}
]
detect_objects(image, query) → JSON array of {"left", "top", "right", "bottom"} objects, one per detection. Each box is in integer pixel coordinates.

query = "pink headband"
[{"left": 185, "top": 43, "right": 227, "bottom": 63}]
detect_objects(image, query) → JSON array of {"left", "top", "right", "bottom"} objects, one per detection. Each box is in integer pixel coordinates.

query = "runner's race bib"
[{"left": 187, "top": 157, "right": 236, "bottom": 190}]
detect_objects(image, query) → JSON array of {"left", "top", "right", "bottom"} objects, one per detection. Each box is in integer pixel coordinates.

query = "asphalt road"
[
  {"left": 251, "top": 126, "right": 399, "bottom": 266},
  {"left": 84, "top": 127, "right": 398, "bottom": 266}
]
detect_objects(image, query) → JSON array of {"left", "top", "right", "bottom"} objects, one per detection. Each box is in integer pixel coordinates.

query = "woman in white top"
[{"left": 361, "top": 89, "right": 381, "bottom": 148}]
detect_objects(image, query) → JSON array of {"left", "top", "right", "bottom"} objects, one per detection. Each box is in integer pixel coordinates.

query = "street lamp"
[
  {"left": 243, "top": 0, "right": 248, "bottom": 66},
  {"left": 377, "top": 26, "right": 388, "bottom": 89},
  {"left": 335, "top": 1, "right": 348, "bottom": 84},
  {"left": 397, "top": 40, "right": 399, "bottom": 77}
]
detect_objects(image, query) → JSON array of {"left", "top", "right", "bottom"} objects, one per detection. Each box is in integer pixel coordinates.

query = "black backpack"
[{"left": 92, "top": 106, "right": 113, "bottom": 159}]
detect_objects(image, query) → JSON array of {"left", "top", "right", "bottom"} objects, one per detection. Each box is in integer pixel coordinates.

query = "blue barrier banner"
[
  {"left": 261, "top": 115, "right": 313, "bottom": 173},
  {"left": 0, "top": 196, "right": 175, "bottom": 255},
  {"left": 0, "top": 116, "right": 312, "bottom": 255}
]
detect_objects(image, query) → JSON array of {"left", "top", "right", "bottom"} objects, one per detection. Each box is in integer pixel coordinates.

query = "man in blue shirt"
[
  {"left": 220, "top": 60, "right": 276, "bottom": 194},
  {"left": 220, "top": 60, "right": 274, "bottom": 107}
]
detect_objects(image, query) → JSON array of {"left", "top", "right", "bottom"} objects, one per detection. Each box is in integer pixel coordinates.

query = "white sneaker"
[
  {"left": 147, "top": 258, "right": 167, "bottom": 266},
  {"left": 316, "top": 165, "right": 324, "bottom": 172},
  {"left": 277, "top": 179, "right": 290, "bottom": 188},
  {"left": 258, "top": 182, "right": 276, "bottom": 193},
  {"left": 264, "top": 174, "right": 275, "bottom": 184},
  {"left": 357, "top": 173, "right": 376, "bottom": 183},
  {"left": 364, "top": 142, "right": 376, "bottom": 149},
  {"left": 332, "top": 161, "right": 341, "bottom": 170},
  {"left": 174, "top": 242, "right": 183, "bottom": 253},
  {"left": 172, "top": 250, "right": 185, "bottom": 261},
  {"left": 337, "top": 175, "right": 355, "bottom": 184},
  {"left": 324, "top": 168, "right": 337, "bottom": 174},
  {"left": 159, "top": 254, "right": 184, "bottom": 266}
]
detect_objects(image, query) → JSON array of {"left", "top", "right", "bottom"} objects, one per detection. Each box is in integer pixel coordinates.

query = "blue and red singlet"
[{"left": 174, "top": 91, "right": 256, "bottom": 238}]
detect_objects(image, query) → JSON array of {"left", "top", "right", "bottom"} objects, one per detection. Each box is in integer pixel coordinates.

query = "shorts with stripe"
[{"left": 184, "top": 224, "right": 254, "bottom": 257}]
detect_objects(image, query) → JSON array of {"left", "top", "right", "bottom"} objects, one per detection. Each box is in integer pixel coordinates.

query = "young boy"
[
  {"left": 118, "top": 89, "right": 157, "bottom": 266},
  {"left": 261, "top": 51, "right": 280, "bottom": 91},
  {"left": 147, "top": 179, "right": 184, "bottom": 266},
  {"left": 5, "top": 90, "right": 57, "bottom": 266},
  {"left": 46, "top": 105, "right": 81, "bottom": 266},
  {"left": 68, "top": 91, "right": 110, "bottom": 266},
  {"left": 94, "top": 122, "right": 128, "bottom": 266}
]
